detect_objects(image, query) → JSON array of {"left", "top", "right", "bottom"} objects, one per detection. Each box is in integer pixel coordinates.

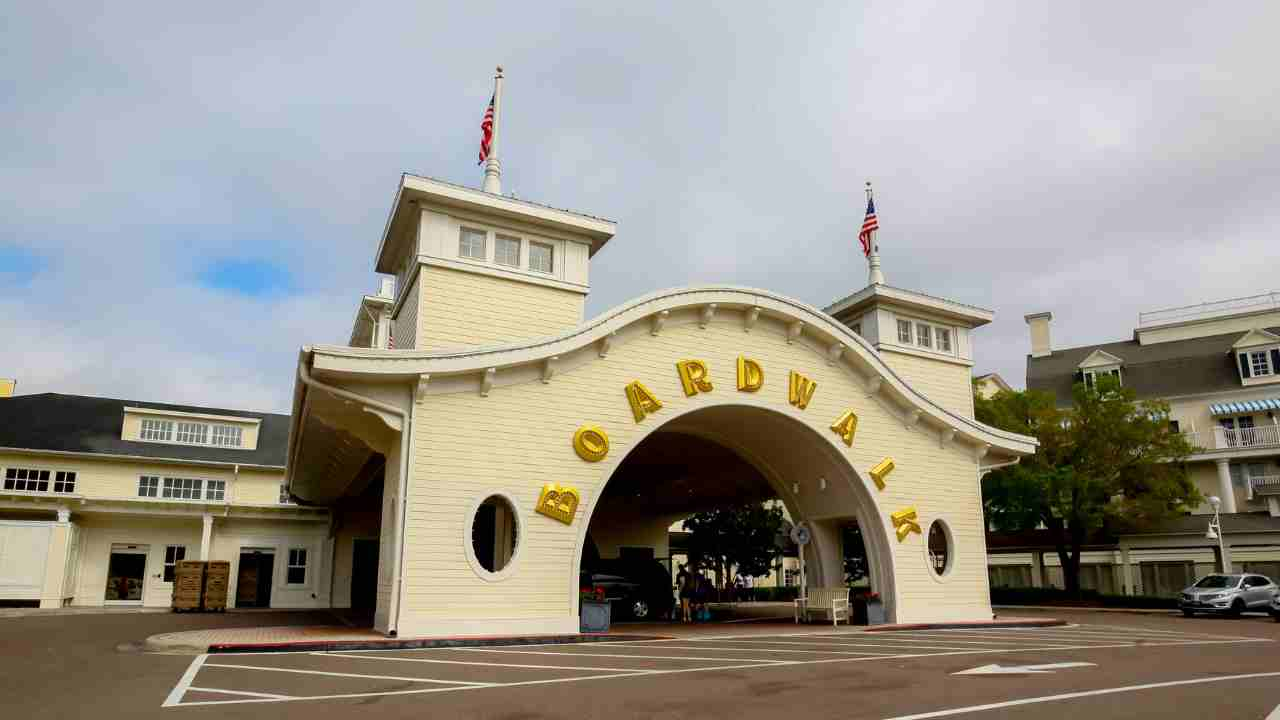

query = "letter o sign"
[{"left": 573, "top": 425, "right": 610, "bottom": 462}]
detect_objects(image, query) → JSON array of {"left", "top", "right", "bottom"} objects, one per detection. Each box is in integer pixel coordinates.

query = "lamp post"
[{"left": 1205, "top": 496, "right": 1227, "bottom": 573}]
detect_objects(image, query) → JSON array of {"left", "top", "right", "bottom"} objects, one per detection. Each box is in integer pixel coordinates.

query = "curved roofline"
[{"left": 300, "top": 285, "right": 1036, "bottom": 457}]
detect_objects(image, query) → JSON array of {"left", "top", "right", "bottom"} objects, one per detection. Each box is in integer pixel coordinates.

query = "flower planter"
[{"left": 580, "top": 599, "right": 612, "bottom": 633}]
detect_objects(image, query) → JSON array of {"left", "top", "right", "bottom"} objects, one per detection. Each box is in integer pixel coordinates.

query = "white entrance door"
[{"left": 104, "top": 544, "right": 149, "bottom": 605}]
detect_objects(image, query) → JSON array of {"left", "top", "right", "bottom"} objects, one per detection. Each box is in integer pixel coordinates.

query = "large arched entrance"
[{"left": 572, "top": 403, "right": 896, "bottom": 622}]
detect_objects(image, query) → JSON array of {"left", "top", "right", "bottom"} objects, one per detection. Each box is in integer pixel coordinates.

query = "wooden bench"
[{"left": 794, "top": 586, "right": 851, "bottom": 626}]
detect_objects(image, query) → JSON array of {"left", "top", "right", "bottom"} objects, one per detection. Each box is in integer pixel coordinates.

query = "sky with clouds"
[{"left": 3, "top": 2, "right": 1278, "bottom": 413}]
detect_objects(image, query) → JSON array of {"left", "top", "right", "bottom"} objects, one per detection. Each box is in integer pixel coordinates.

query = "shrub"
[{"left": 990, "top": 586, "right": 1177, "bottom": 609}]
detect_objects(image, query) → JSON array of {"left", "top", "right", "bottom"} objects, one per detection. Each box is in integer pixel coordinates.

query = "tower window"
[
  {"left": 529, "top": 242, "right": 554, "bottom": 274},
  {"left": 495, "top": 235, "right": 521, "bottom": 267},
  {"left": 459, "top": 227, "right": 487, "bottom": 260}
]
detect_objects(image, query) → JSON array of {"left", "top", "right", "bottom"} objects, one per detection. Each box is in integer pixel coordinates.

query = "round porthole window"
[
  {"left": 469, "top": 494, "right": 520, "bottom": 577},
  {"left": 927, "top": 519, "right": 952, "bottom": 577}
]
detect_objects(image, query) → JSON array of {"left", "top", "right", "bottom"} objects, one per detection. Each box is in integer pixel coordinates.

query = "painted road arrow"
[{"left": 953, "top": 662, "right": 1096, "bottom": 676}]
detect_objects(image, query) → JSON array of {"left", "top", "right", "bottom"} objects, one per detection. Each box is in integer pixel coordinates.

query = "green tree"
[
  {"left": 976, "top": 376, "right": 1199, "bottom": 595},
  {"left": 683, "top": 502, "right": 785, "bottom": 590}
]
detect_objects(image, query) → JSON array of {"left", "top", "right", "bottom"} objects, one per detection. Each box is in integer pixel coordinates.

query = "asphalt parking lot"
[{"left": 4, "top": 609, "right": 1279, "bottom": 719}]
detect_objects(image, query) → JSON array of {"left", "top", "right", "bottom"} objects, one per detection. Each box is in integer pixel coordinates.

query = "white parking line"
[
  {"left": 187, "top": 686, "right": 295, "bottom": 699},
  {"left": 163, "top": 631, "right": 1275, "bottom": 708},
  {"left": 853, "top": 630, "right": 1162, "bottom": 644},
  {"left": 320, "top": 651, "right": 676, "bottom": 672},
  {"left": 879, "top": 670, "right": 1280, "bottom": 720},
  {"left": 203, "top": 662, "right": 494, "bottom": 686},
  {"left": 162, "top": 653, "right": 207, "bottom": 708},
  {"left": 453, "top": 647, "right": 793, "bottom": 663},
  {"left": 708, "top": 636, "right": 1085, "bottom": 650}
]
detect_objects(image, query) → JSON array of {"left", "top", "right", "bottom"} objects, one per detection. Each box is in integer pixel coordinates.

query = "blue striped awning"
[{"left": 1209, "top": 398, "right": 1280, "bottom": 416}]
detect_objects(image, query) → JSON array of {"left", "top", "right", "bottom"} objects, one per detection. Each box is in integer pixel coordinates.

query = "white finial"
[
  {"left": 482, "top": 65, "right": 504, "bottom": 194},
  {"left": 865, "top": 181, "right": 885, "bottom": 286}
]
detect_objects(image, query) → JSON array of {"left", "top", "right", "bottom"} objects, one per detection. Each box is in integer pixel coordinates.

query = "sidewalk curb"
[
  {"left": 146, "top": 632, "right": 669, "bottom": 655},
  {"left": 864, "top": 618, "right": 1066, "bottom": 632},
  {"left": 993, "top": 604, "right": 1179, "bottom": 616}
]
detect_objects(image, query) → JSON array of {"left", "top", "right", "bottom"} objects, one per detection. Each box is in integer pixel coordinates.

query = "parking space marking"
[
  {"left": 607, "top": 643, "right": 948, "bottom": 656},
  {"left": 187, "top": 686, "right": 295, "bottom": 699},
  {"left": 718, "top": 636, "right": 1084, "bottom": 650},
  {"left": 162, "top": 628, "right": 1276, "bottom": 709},
  {"left": 879, "top": 670, "right": 1280, "bottom": 720},
  {"left": 454, "top": 647, "right": 794, "bottom": 663},
  {"left": 203, "top": 661, "right": 495, "bottom": 686},
  {"left": 321, "top": 651, "right": 677, "bottom": 672},
  {"left": 162, "top": 653, "right": 208, "bottom": 708}
]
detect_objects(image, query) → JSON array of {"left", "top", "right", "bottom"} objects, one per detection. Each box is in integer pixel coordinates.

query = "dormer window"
[
  {"left": 1076, "top": 349, "right": 1124, "bottom": 392},
  {"left": 1248, "top": 350, "right": 1273, "bottom": 377},
  {"left": 1083, "top": 367, "right": 1122, "bottom": 390},
  {"left": 1231, "top": 329, "right": 1280, "bottom": 384}
]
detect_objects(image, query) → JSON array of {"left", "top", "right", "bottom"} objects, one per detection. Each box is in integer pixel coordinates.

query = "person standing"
[{"left": 676, "top": 564, "right": 694, "bottom": 623}]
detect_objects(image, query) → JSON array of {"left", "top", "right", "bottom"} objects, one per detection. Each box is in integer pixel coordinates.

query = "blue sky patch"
[
  {"left": 198, "top": 258, "right": 295, "bottom": 298},
  {"left": 0, "top": 244, "right": 44, "bottom": 286}
]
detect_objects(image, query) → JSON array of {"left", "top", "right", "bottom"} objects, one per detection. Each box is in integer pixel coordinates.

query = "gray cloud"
[{"left": 3, "top": 2, "right": 1278, "bottom": 411}]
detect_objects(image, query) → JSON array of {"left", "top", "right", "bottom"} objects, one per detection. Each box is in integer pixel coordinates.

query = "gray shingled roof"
[
  {"left": 1025, "top": 327, "right": 1280, "bottom": 406},
  {"left": 1118, "top": 512, "right": 1280, "bottom": 536},
  {"left": 0, "top": 393, "right": 289, "bottom": 467}
]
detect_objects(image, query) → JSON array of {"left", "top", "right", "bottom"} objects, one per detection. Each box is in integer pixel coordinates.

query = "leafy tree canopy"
[
  {"left": 976, "top": 376, "right": 1200, "bottom": 593},
  {"left": 682, "top": 502, "right": 785, "bottom": 588}
]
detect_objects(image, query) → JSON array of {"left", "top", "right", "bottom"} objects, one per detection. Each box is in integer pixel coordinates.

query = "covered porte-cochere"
[{"left": 286, "top": 287, "right": 1036, "bottom": 638}]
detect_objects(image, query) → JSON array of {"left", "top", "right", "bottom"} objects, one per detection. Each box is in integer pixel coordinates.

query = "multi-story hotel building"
[
  {"left": 0, "top": 394, "right": 333, "bottom": 609},
  {"left": 987, "top": 294, "right": 1280, "bottom": 596}
]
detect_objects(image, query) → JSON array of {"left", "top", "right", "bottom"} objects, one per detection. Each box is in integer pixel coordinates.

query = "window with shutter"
[{"left": 1239, "top": 352, "right": 1251, "bottom": 379}]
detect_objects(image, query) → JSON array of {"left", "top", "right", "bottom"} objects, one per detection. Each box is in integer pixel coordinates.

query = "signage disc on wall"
[{"left": 790, "top": 523, "right": 811, "bottom": 546}]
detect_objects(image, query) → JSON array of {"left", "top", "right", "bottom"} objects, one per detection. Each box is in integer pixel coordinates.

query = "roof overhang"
[
  {"left": 348, "top": 294, "right": 393, "bottom": 348},
  {"left": 1077, "top": 349, "right": 1125, "bottom": 369},
  {"left": 824, "top": 284, "right": 994, "bottom": 328},
  {"left": 1231, "top": 328, "right": 1280, "bottom": 350},
  {"left": 374, "top": 173, "right": 617, "bottom": 275},
  {"left": 286, "top": 286, "right": 1036, "bottom": 481}
]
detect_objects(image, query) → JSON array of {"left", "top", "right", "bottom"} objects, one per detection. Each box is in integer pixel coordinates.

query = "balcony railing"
[
  {"left": 1139, "top": 291, "right": 1280, "bottom": 328},
  {"left": 1182, "top": 424, "right": 1280, "bottom": 452},
  {"left": 1250, "top": 474, "right": 1280, "bottom": 497}
]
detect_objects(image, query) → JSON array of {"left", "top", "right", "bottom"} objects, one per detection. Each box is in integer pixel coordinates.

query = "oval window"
[
  {"left": 471, "top": 495, "right": 519, "bottom": 574},
  {"left": 927, "top": 520, "right": 952, "bottom": 577}
]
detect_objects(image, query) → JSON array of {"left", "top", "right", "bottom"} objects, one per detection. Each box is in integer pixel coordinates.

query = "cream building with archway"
[{"left": 286, "top": 170, "right": 1035, "bottom": 638}]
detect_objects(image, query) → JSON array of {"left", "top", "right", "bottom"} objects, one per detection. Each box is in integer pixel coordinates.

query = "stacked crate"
[
  {"left": 171, "top": 561, "right": 205, "bottom": 612},
  {"left": 203, "top": 561, "right": 230, "bottom": 612}
]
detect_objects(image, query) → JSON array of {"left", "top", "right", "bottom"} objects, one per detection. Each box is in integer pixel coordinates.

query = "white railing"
[
  {"left": 1250, "top": 474, "right": 1280, "bottom": 497},
  {"left": 1182, "top": 425, "right": 1280, "bottom": 451},
  {"left": 1139, "top": 291, "right": 1280, "bottom": 328}
]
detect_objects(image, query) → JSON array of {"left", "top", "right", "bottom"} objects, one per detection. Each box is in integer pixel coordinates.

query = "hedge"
[{"left": 991, "top": 586, "right": 1178, "bottom": 609}]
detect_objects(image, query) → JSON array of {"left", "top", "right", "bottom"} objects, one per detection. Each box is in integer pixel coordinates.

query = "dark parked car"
[{"left": 580, "top": 560, "right": 673, "bottom": 620}]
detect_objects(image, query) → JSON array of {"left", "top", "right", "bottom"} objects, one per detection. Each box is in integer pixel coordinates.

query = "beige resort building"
[
  {"left": 0, "top": 395, "right": 333, "bottom": 609},
  {"left": 987, "top": 295, "right": 1280, "bottom": 596},
  {"left": 283, "top": 167, "right": 1035, "bottom": 638}
]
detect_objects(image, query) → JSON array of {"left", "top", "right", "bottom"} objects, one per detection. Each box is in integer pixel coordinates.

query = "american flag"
[
  {"left": 388, "top": 327, "right": 395, "bottom": 349},
  {"left": 858, "top": 196, "right": 879, "bottom": 258},
  {"left": 477, "top": 93, "right": 495, "bottom": 165}
]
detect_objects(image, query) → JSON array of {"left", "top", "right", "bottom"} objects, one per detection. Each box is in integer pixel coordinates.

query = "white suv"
[{"left": 1179, "top": 574, "right": 1277, "bottom": 617}]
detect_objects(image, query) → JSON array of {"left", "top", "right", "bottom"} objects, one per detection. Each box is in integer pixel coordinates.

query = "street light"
[{"left": 1205, "top": 496, "right": 1227, "bottom": 573}]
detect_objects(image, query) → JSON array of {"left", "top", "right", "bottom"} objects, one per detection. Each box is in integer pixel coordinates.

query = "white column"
[
  {"left": 1030, "top": 551, "right": 1044, "bottom": 587},
  {"left": 1119, "top": 547, "right": 1133, "bottom": 595},
  {"left": 1214, "top": 459, "right": 1237, "bottom": 514},
  {"left": 199, "top": 513, "right": 214, "bottom": 561},
  {"left": 56, "top": 507, "right": 71, "bottom": 523}
]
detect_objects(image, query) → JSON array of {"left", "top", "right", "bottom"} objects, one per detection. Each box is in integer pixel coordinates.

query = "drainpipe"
[{"left": 297, "top": 355, "right": 413, "bottom": 637}]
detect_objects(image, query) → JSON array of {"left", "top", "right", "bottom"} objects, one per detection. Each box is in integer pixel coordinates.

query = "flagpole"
[
  {"left": 482, "top": 65, "right": 504, "bottom": 194},
  {"left": 866, "top": 181, "right": 885, "bottom": 286}
]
